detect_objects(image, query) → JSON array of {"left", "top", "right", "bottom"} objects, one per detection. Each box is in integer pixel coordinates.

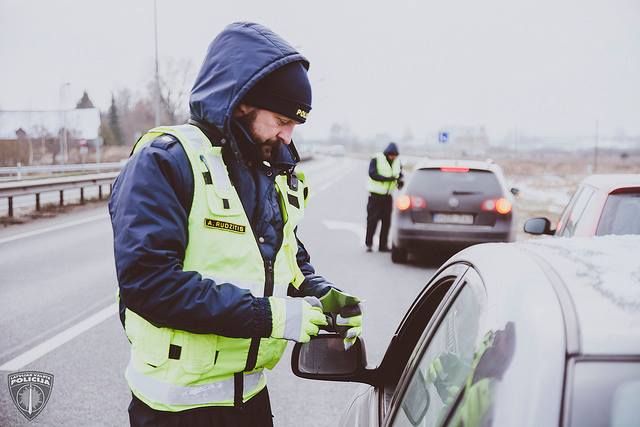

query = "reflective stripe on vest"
[
  {"left": 367, "top": 152, "right": 401, "bottom": 195},
  {"left": 125, "top": 358, "right": 265, "bottom": 406},
  {"left": 283, "top": 297, "right": 306, "bottom": 340},
  {"left": 123, "top": 124, "right": 308, "bottom": 411}
]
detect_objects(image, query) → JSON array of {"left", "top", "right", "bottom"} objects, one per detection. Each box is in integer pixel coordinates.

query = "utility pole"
[
  {"left": 594, "top": 120, "right": 599, "bottom": 173},
  {"left": 62, "top": 110, "right": 67, "bottom": 164},
  {"left": 60, "top": 82, "right": 71, "bottom": 164},
  {"left": 153, "top": 0, "right": 161, "bottom": 126}
]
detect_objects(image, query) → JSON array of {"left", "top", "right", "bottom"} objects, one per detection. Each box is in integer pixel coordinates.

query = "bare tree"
[
  {"left": 99, "top": 58, "right": 194, "bottom": 148},
  {"left": 149, "top": 57, "right": 195, "bottom": 124}
]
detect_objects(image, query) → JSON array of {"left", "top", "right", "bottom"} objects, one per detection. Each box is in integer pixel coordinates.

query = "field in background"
[{"left": 2, "top": 148, "right": 638, "bottom": 235}]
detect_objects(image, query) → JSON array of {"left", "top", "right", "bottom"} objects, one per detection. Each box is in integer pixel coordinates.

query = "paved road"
[{"left": 0, "top": 156, "right": 437, "bottom": 426}]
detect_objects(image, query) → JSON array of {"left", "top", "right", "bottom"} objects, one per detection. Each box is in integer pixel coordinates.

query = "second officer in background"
[{"left": 365, "top": 142, "right": 403, "bottom": 252}]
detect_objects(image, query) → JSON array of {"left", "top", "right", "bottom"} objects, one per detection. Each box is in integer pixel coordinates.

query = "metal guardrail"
[
  {"left": 0, "top": 162, "right": 125, "bottom": 179},
  {"left": 0, "top": 154, "right": 315, "bottom": 217},
  {"left": 0, "top": 172, "right": 119, "bottom": 217},
  {"left": 0, "top": 156, "right": 313, "bottom": 179}
]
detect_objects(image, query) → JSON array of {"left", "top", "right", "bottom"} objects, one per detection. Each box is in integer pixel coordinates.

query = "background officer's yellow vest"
[
  {"left": 367, "top": 152, "right": 401, "bottom": 195},
  {"left": 123, "top": 124, "right": 307, "bottom": 411}
]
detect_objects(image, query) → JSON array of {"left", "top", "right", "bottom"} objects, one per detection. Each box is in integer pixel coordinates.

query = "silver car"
[
  {"left": 525, "top": 174, "right": 640, "bottom": 237},
  {"left": 293, "top": 235, "right": 640, "bottom": 426}
]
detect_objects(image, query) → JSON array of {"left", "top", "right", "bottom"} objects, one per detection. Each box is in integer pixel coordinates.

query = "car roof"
[
  {"left": 580, "top": 174, "right": 640, "bottom": 193},
  {"left": 451, "top": 236, "right": 640, "bottom": 356},
  {"left": 413, "top": 158, "right": 503, "bottom": 174},
  {"left": 517, "top": 236, "right": 640, "bottom": 355}
]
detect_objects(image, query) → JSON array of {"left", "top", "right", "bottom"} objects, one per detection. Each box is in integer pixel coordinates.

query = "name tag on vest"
[{"left": 204, "top": 218, "right": 246, "bottom": 234}]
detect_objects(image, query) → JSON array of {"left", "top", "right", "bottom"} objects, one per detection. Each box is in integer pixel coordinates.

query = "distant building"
[{"left": 0, "top": 107, "right": 100, "bottom": 165}]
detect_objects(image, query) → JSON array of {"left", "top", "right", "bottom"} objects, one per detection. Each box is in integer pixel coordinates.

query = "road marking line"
[
  {"left": 0, "top": 214, "right": 107, "bottom": 245},
  {"left": 0, "top": 303, "right": 117, "bottom": 371},
  {"left": 0, "top": 158, "right": 354, "bottom": 246},
  {"left": 323, "top": 220, "right": 366, "bottom": 240},
  {"left": 298, "top": 157, "right": 335, "bottom": 174},
  {"left": 313, "top": 159, "right": 356, "bottom": 194}
]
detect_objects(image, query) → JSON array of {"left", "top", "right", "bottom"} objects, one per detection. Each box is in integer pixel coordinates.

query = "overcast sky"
[{"left": 1, "top": 0, "right": 639, "bottom": 143}]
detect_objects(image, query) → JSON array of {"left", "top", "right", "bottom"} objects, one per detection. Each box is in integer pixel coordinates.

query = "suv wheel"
[{"left": 391, "top": 245, "right": 408, "bottom": 263}]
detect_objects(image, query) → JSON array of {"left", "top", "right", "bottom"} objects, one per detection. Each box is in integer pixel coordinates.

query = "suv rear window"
[
  {"left": 407, "top": 168, "right": 503, "bottom": 197},
  {"left": 569, "top": 361, "right": 640, "bottom": 427},
  {"left": 596, "top": 191, "right": 640, "bottom": 236}
]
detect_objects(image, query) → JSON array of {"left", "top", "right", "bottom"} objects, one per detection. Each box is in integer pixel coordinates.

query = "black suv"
[{"left": 390, "top": 159, "right": 517, "bottom": 263}]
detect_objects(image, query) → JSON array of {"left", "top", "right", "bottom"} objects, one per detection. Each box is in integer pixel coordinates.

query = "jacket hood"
[
  {"left": 189, "top": 22, "right": 310, "bottom": 133},
  {"left": 383, "top": 142, "right": 399, "bottom": 156}
]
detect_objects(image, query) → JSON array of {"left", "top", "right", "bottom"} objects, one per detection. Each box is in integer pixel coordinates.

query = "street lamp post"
[
  {"left": 593, "top": 120, "right": 599, "bottom": 173},
  {"left": 153, "top": 0, "right": 161, "bottom": 126},
  {"left": 59, "top": 82, "right": 71, "bottom": 164}
]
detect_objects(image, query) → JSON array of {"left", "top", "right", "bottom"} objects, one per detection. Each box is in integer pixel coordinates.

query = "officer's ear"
[{"left": 234, "top": 103, "right": 255, "bottom": 118}]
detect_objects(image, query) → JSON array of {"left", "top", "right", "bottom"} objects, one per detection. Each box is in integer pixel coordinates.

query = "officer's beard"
[{"left": 237, "top": 111, "right": 283, "bottom": 163}]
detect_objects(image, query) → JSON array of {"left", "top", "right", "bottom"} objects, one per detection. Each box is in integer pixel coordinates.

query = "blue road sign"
[{"left": 438, "top": 132, "right": 449, "bottom": 143}]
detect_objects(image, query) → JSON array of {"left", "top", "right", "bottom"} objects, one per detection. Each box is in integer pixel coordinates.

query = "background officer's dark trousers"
[
  {"left": 365, "top": 193, "right": 393, "bottom": 250},
  {"left": 128, "top": 387, "right": 274, "bottom": 427}
]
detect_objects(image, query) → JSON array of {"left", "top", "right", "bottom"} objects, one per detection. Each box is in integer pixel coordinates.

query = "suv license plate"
[{"left": 432, "top": 213, "right": 474, "bottom": 224}]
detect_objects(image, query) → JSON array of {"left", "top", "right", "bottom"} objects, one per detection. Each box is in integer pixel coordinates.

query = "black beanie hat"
[{"left": 243, "top": 61, "right": 312, "bottom": 123}]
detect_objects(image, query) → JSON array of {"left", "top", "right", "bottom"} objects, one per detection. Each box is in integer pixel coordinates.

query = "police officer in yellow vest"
[
  {"left": 109, "top": 22, "right": 362, "bottom": 426},
  {"left": 365, "top": 143, "right": 403, "bottom": 252}
]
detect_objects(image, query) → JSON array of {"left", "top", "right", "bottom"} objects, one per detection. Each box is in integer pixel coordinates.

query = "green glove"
[
  {"left": 318, "top": 288, "right": 361, "bottom": 313},
  {"left": 336, "top": 311, "right": 362, "bottom": 350},
  {"left": 269, "top": 296, "right": 327, "bottom": 343},
  {"left": 320, "top": 288, "right": 363, "bottom": 350},
  {"left": 427, "top": 353, "right": 468, "bottom": 404}
]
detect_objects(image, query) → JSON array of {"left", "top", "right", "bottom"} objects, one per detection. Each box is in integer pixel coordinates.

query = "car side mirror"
[
  {"left": 291, "top": 334, "right": 370, "bottom": 382},
  {"left": 524, "top": 217, "right": 554, "bottom": 235},
  {"left": 510, "top": 187, "right": 520, "bottom": 196}
]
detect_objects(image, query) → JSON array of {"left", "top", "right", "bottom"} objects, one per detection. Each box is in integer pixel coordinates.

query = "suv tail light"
[
  {"left": 397, "top": 195, "right": 411, "bottom": 211},
  {"left": 396, "top": 195, "right": 427, "bottom": 211},
  {"left": 481, "top": 198, "right": 512, "bottom": 214}
]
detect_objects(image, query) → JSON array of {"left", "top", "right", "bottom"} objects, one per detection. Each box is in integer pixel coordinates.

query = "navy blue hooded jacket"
[{"left": 109, "top": 22, "right": 333, "bottom": 339}]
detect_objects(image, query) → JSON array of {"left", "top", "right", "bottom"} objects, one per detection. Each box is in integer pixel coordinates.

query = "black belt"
[{"left": 234, "top": 372, "right": 244, "bottom": 407}]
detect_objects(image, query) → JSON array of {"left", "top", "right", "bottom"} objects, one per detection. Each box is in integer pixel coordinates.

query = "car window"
[
  {"left": 558, "top": 186, "right": 595, "bottom": 237},
  {"left": 569, "top": 361, "right": 640, "bottom": 427},
  {"left": 408, "top": 169, "right": 503, "bottom": 198},
  {"left": 596, "top": 191, "right": 640, "bottom": 236},
  {"left": 381, "top": 264, "right": 469, "bottom": 416},
  {"left": 390, "top": 269, "right": 487, "bottom": 427},
  {"left": 556, "top": 186, "right": 582, "bottom": 235}
]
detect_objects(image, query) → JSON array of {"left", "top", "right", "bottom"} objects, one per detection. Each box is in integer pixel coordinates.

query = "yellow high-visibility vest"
[
  {"left": 367, "top": 152, "right": 401, "bottom": 195},
  {"left": 123, "top": 124, "right": 307, "bottom": 411}
]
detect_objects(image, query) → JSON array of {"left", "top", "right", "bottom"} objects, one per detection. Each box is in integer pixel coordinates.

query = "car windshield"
[
  {"left": 408, "top": 169, "right": 503, "bottom": 197},
  {"left": 569, "top": 361, "right": 640, "bottom": 427},
  {"left": 596, "top": 192, "right": 640, "bottom": 236}
]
